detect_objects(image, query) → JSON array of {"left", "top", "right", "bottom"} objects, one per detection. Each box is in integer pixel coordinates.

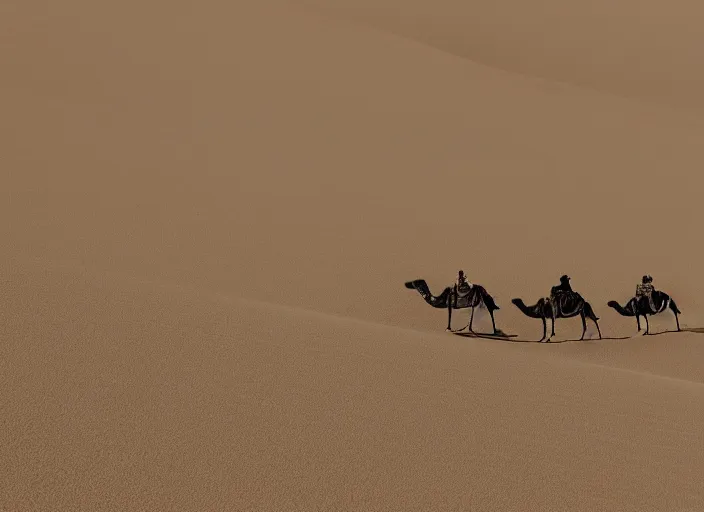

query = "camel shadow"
[
  {"left": 560, "top": 336, "right": 630, "bottom": 342},
  {"left": 450, "top": 331, "right": 539, "bottom": 342},
  {"left": 539, "top": 328, "right": 704, "bottom": 341},
  {"left": 592, "top": 327, "right": 704, "bottom": 338},
  {"left": 451, "top": 327, "right": 704, "bottom": 344},
  {"left": 637, "top": 327, "right": 704, "bottom": 337},
  {"left": 681, "top": 327, "right": 704, "bottom": 334},
  {"left": 452, "top": 331, "right": 630, "bottom": 344}
]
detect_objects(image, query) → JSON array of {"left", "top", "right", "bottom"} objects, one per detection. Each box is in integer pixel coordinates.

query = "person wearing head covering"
[
  {"left": 453, "top": 270, "right": 472, "bottom": 307},
  {"left": 636, "top": 275, "right": 657, "bottom": 311},
  {"left": 551, "top": 275, "right": 573, "bottom": 297},
  {"left": 456, "top": 270, "right": 472, "bottom": 292},
  {"left": 549, "top": 275, "right": 573, "bottom": 312}
]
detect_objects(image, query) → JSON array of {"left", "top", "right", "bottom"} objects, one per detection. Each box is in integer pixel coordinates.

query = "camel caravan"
[{"left": 404, "top": 272, "right": 682, "bottom": 342}]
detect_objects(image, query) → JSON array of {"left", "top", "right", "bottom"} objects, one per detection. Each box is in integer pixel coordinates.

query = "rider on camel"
[
  {"left": 453, "top": 270, "right": 473, "bottom": 307},
  {"left": 456, "top": 270, "right": 472, "bottom": 294},
  {"left": 549, "top": 275, "right": 573, "bottom": 311},
  {"left": 636, "top": 275, "right": 657, "bottom": 311},
  {"left": 551, "top": 275, "right": 573, "bottom": 297}
]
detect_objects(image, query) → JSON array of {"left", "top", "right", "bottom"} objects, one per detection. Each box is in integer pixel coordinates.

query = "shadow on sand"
[
  {"left": 681, "top": 327, "right": 704, "bottom": 334},
  {"left": 640, "top": 327, "right": 704, "bottom": 337},
  {"left": 454, "top": 331, "right": 630, "bottom": 344},
  {"left": 452, "top": 327, "right": 704, "bottom": 343}
]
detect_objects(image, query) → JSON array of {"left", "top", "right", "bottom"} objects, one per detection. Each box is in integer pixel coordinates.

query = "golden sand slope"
[
  {"left": 293, "top": 0, "right": 704, "bottom": 112},
  {"left": 2, "top": 0, "right": 704, "bottom": 510},
  {"left": 2, "top": 262, "right": 704, "bottom": 511}
]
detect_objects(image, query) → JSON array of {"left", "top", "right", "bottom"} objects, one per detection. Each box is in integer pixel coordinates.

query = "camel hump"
[
  {"left": 457, "top": 282, "right": 471, "bottom": 294},
  {"left": 653, "top": 289, "right": 668, "bottom": 301},
  {"left": 470, "top": 283, "right": 486, "bottom": 294},
  {"left": 563, "top": 290, "right": 583, "bottom": 301}
]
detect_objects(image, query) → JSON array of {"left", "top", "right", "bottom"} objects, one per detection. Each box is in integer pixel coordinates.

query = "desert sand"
[{"left": 2, "top": 1, "right": 704, "bottom": 510}]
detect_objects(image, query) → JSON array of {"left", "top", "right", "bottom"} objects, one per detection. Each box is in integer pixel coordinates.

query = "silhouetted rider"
[
  {"left": 550, "top": 275, "right": 573, "bottom": 297},
  {"left": 549, "top": 275, "right": 573, "bottom": 312},
  {"left": 636, "top": 275, "right": 657, "bottom": 311},
  {"left": 456, "top": 270, "right": 472, "bottom": 294},
  {"left": 453, "top": 270, "right": 472, "bottom": 307}
]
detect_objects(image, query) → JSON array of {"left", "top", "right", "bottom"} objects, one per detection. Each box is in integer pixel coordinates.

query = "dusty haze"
[{"left": 2, "top": 1, "right": 704, "bottom": 510}]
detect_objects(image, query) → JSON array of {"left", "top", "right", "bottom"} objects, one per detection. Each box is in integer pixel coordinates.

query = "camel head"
[{"left": 606, "top": 299, "right": 635, "bottom": 317}]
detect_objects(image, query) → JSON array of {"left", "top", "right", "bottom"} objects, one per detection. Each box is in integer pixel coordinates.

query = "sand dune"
[
  {"left": 3, "top": 261, "right": 704, "bottom": 511},
  {"left": 2, "top": 0, "right": 704, "bottom": 509},
  {"left": 293, "top": 0, "right": 704, "bottom": 112}
]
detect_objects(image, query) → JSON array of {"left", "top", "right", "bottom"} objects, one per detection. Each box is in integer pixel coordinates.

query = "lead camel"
[{"left": 404, "top": 279, "right": 503, "bottom": 335}]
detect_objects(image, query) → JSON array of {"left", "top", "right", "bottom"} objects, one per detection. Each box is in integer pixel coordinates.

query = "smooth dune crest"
[{"left": 292, "top": 0, "right": 704, "bottom": 113}]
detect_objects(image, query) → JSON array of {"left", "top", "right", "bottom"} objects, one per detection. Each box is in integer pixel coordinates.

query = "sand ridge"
[{"left": 290, "top": 0, "right": 704, "bottom": 114}]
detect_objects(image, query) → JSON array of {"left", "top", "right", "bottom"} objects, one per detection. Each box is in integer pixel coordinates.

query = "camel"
[
  {"left": 404, "top": 279, "right": 503, "bottom": 335},
  {"left": 607, "top": 290, "right": 681, "bottom": 335},
  {"left": 511, "top": 292, "right": 602, "bottom": 342}
]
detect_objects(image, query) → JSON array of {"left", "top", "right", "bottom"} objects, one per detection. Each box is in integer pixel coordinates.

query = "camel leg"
[
  {"left": 489, "top": 309, "right": 498, "bottom": 335},
  {"left": 590, "top": 315, "right": 603, "bottom": 340},
  {"left": 469, "top": 307, "right": 475, "bottom": 333},
  {"left": 545, "top": 317, "right": 554, "bottom": 342},
  {"left": 548, "top": 301, "right": 556, "bottom": 341},
  {"left": 446, "top": 303, "right": 452, "bottom": 331},
  {"left": 584, "top": 305, "right": 602, "bottom": 340},
  {"left": 580, "top": 312, "right": 587, "bottom": 340},
  {"left": 540, "top": 317, "right": 546, "bottom": 342},
  {"left": 669, "top": 300, "right": 681, "bottom": 332},
  {"left": 643, "top": 315, "right": 649, "bottom": 335},
  {"left": 635, "top": 313, "right": 641, "bottom": 333},
  {"left": 594, "top": 318, "right": 602, "bottom": 340}
]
